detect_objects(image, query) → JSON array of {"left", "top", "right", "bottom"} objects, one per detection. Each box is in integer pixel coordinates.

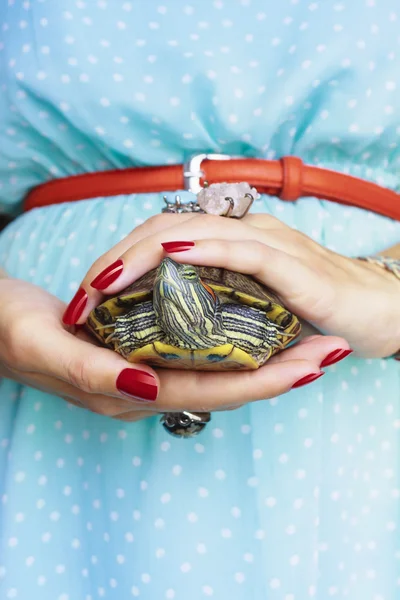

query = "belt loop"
[{"left": 280, "top": 156, "right": 304, "bottom": 201}]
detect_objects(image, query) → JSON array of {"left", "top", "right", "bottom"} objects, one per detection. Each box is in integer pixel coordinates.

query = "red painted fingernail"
[
  {"left": 62, "top": 288, "right": 88, "bottom": 325},
  {"left": 116, "top": 369, "right": 158, "bottom": 402},
  {"left": 161, "top": 241, "right": 195, "bottom": 253},
  {"left": 291, "top": 372, "right": 324, "bottom": 389},
  {"left": 320, "top": 348, "right": 353, "bottom": 368},
  {"left": 90, "top": 259, "right": 124, "bottom": 290}
]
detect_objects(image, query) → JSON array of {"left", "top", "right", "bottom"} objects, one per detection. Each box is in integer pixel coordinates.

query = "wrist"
[{"left": 357, "top": 256, "right": 400, "bottom": 358}]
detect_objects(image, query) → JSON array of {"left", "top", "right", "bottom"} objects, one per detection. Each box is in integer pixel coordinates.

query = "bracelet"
[{"left": 358, "top": 255, "right": 400, "bottom": 360}]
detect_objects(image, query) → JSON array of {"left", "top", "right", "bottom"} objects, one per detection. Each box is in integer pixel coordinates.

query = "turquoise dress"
[{"left": 1, "top": 2, "right": 400, "bottom": 599}]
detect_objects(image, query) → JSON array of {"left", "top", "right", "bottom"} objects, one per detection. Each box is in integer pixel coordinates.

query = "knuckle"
[
  {"left": 65, "top": 356, "right": 99, "bottom": 394},
  {"left": 200, "top": 213, "right": 229, "bottom": 230},
  {"left": 3, "top": 314, "right": 34, "bottom": 370},
  {"left": 91, "top": 402, "right": 119, "bottom": 417},
  {"left": 84, "top": 256, "right": 110, "bottom": 285},
  {"left": 145, "top": 213, "right": 170, "bottom": 230}
]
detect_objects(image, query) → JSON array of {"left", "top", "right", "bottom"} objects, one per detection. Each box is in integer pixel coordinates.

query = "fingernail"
[
  {"left": 90, "top": 259, "right": 124, "bottom": 290},
  {"left": 62, "top": 288, "right": 88, "bottom": 325},
  {"left": 291, "top": 372, "right": 324, "bottom": 389},
  {"left": 161, "top": 241, "right": 195, "bottom": 253},
  {"left": 320, "top": 349, "right": 353, "bottom": 368},
  {"left": 116, "top": 369, "right": 158, "bottom": 402}
]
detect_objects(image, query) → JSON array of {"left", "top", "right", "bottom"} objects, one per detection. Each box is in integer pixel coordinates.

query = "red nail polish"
[
  {"left": 161, "top": 241, "right": 195, "bottom": 253},
  {"left": 90, "top": 259, "right": 123, "bottom": 290},
  {"left": 320, "top": 349, "right": 353, "bottom": 368},
  {"left": 291, "top": 372, "right": 324, "bottom": 389},
  {"left": 116, "top": 369, "right": 158, "bottom": 402},
  {"left": 62, "top": 288, "right": 88, "bottom": 325}
]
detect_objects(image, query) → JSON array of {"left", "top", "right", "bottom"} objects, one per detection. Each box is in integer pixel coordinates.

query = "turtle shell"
[{"left": 86, "top": 266, "right": 301, "bottom": 371}]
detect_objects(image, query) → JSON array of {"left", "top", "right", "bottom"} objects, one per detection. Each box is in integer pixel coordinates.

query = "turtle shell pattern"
[{"left": 86, "top": 266, "right": 301, "bottom": 371}]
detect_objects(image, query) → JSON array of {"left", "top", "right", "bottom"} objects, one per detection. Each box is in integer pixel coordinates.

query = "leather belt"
[{"left": 23, "top": 154, "right": 400, "bottom": 221}]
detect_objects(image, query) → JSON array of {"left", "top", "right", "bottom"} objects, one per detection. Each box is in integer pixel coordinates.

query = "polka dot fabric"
[{"left": 0, "top": 1, "right": 400, "bottom": 599}]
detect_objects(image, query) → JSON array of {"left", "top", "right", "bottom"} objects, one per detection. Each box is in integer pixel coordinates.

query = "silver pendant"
[{"left": 161, "top": 411, "right": 211, "bottom": 438}]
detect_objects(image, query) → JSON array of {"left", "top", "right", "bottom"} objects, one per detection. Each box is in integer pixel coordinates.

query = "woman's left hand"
[{"left": 78, "top": 213, "right": 400, "bottom": 358}]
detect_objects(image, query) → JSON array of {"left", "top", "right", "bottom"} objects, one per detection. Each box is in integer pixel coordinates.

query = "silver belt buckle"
[{"left": 183, "top": 153, "right": 233, "bottom": 194}]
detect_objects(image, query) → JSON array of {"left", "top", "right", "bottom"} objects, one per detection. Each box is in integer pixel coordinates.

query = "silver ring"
[{"left": 161, "top": 411, "right": 211, "bottom": 438}]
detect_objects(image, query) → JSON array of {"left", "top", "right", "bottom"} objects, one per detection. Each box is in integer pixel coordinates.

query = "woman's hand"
[
  {"left": 0, "top": 274, "right": 349, "bottom": 422},
  {"left": 0, "top": 277, "right": 159, "bottom": 421},
  {"left": 72, "top": 212, "right": 400, "bottom": 358}
]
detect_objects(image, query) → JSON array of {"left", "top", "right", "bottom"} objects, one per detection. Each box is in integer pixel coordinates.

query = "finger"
[
  {"left": 243, "top": 212, "right": 290, "bottom": 230},
  {"left": 69, "top": 214, "right": 302, "bottom": 326},
  {"left": 267, "top": 334, "right": 351, "bottom": 365},
  {"left": 161, "top": 238, "right": 334, "bottom": 323},
  {"left": 18, "top": 320, "right": 161, "bottom": 407},
  {"left": 63, "top": 213, "right": 199, "bottom": 326},
  {"left": 84, "top": 217, "right": 308, "bottom": 307},
  {"left": 6, "top": 361, "right": 156, "bottom": 418},
  {"left": 153, "top": 334, "right": 352, "bottom": 413},
  {"left": 83, "top": 214, "right": 251, "bottom": 300},
  {"left": 155, "top": 356, "right": 325, "bottom": 412}
]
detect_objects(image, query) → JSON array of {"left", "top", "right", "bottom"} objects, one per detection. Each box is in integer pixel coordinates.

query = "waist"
[{"left": 23, "top": 154, "right": 400, "bottom": 222}]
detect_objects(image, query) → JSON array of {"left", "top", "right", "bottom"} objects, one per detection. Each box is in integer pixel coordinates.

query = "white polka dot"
[
  {"left": 14, "top": 471, "right": 26, "bottom": 483},
  {"left": 286, "top": 525, "right": 296, "bottom": 535},
  {"left": 216, "top": 521, "right": 232, "bottom": 539},
  {"left": 231, "top": 507, "right": 241, "bottom": 518},
  {"left": 187, "top": 512, "right": 198, "bottom": 523},
  {"left": 154, "top": 518, "right": 165, "bottom": 529},
  {"left": 197, "top": 543, "right": 207, "bottom": 554}
]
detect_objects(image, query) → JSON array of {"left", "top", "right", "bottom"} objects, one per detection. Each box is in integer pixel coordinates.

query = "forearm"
[{"left": 0, "top": 268, "right": 8, "bottom": 279}]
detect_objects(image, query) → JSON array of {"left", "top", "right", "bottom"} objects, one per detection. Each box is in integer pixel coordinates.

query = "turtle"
[{"left": 86, "top": 257, "right": 301, "bottom": 371}]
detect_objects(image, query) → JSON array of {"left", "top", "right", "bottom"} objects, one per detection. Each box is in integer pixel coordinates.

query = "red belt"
[{"left": 23, "top": 154, "right": 400, "bottom": 221}]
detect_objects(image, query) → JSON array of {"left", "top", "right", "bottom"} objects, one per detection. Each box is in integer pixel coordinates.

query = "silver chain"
[{"left": 161, "top": 194, "right": 205, "bottom": 214}]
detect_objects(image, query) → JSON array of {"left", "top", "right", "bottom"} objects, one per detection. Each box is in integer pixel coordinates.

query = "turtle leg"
[
  {"left": 110, "top": 301, "right": 163, "bottom": 359},
  {"left": 220, "top": 303, "right": 290, "bottom": 364}
]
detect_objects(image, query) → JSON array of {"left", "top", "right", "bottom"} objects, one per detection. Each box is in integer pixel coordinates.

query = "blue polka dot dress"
[{"left": 1, "top": 2, "right": 400, "bottom": 599}]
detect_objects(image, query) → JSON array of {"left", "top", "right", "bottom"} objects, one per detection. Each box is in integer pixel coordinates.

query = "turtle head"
[{"left": 153, "top": 257, "right": 226, "bottom": 349}]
